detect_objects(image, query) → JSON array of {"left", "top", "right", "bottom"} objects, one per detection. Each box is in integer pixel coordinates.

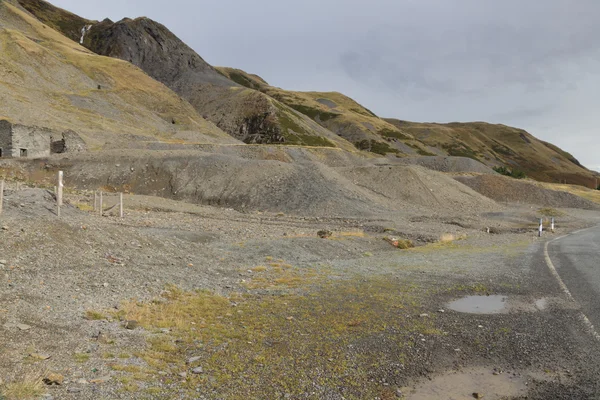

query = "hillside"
[
  {"left": 72, "top": 15, "right": 354, "bottom": 150},
  {"left": 385, "top": 119, "right": 597, "bottom": 187},
  {"left": 9, "top": 0, "right": 596, "bottom": 187},
  {"left": 0, "top": 0, "right": 236, "bottom": 149},
  {"left": 217, "top": 66, "right": 437, "bottom": 156}
]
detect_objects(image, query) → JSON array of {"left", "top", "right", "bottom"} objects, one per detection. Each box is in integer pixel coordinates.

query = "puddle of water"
[
  {"left": 403, "top": 368, "right": 527, "bottom": 400},
  {"left": 447, "top": 295, "right": 508, "bottom": 314}
]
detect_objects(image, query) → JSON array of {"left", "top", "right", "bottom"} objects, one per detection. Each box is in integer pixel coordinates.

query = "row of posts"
[
  {"left": 539, "top": 217, "right": 555, "bottom": 237},
  {"left": 0, "top": 172, "right": 123, "bottom": 218}
]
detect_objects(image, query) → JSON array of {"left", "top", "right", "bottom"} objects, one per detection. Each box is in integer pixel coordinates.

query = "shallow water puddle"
[
  {"left": 403, "top": 367, "right": 527, "bottom": 400},
  {"left": 447, "top": 295, "right": 508, "bottom": 314}
]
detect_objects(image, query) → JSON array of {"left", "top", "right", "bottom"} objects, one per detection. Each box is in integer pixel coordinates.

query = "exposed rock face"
[
  {"left": 82, "top": 17, "right": 294, "bottom": 144},
  {"left": 83, "top": 17, "right": 234, "bottom": 92}
]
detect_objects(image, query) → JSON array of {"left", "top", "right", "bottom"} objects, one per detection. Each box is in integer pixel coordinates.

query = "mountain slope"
[
  {"left": 74, "top": 15, "right": 355, "bottom": 150},
  {"left": 217, "top": 66, "right": 437, "bottom": 156},
  {"left": 16, "top": 0, "right": 94, "bottom": 42},
  {"left": 385, "top": 119, "right": 596, "bottom": 186},
  {"left": 0, "top": 0, "right": 235, "bottom": 149}
]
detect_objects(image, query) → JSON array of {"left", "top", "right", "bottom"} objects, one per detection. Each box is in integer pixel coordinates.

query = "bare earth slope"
[{"left": 0, "top": 1, "right": 236, "bottom": 148}]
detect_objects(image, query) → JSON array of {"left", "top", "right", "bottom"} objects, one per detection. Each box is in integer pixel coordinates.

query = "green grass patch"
[
  {"left": 114, "top": 273, "right": 436, "bottom": 398},
  {"left": 73, "top": 353, "right": 90, "bottom": 363},
  {"left": 288, "top": 104, "right": 339, "bottom": 122},
  {"left": 354, "top": 140, "right": 400, "bottom": 155},
  {"left": 442, "top": 143, "right": 480, "bottom": 161},
  {"left": 538, "top": 207, "right": 565, "bottom": 217},
  {"left": 378, "top": 128, "right": 411, "bottom": 141}
]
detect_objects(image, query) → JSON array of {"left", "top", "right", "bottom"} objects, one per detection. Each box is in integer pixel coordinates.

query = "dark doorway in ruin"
[
  {"left": 20, "top": 148, "right": 27, "bottom": 157},
  {"left": 0, "top": 148, "right": 3, "bottom": 157}
]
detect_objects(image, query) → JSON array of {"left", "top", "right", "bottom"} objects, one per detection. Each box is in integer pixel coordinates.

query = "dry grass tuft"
[
  {"left": 538, "top": 207, "right": 565, "bottom": 217},
  {"left": 84, "top": 310, "right": 106, "bottom": 320},
  {"left": 439, "top": 233, "right": 455, "bottom": 243},
  {"left": 1, "top": 374, "right": 46, "bottom": 400}
]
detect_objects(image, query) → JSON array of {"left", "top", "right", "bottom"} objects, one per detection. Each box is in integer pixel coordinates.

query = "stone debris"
[
  {"left": 317, "top": 230, "right": 332, "bottom": 239},
  {"left": 187, "top": 356, "right": 202, "bottom": 364},
  {"left": 29, "top": 353, "right": 51, "bottom": 360},
  {"left": 43, "top": 373, "right": 64, "bottom": 385},
  {"left": 124, "top": 320, "right": 139, "bottom": 330}
]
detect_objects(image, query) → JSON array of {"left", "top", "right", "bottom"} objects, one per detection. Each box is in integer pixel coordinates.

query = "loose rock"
[{"left": 43, "top": 373, "right": 64, "bottom": 385}]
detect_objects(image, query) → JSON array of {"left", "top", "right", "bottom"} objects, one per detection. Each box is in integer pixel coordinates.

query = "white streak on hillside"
[{"left": 80, "top": 25, "right": 92, "bottom": 44}]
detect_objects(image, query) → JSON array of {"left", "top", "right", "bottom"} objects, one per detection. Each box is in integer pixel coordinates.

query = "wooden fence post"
[
  {"left": 119, "top": 192, "right": 124, "bottom": 218},
  {"left": 94, "top": 191, "right": 97, "bottom": 212},
  {"left": 0, "top": 180, "right": 4, "bottom": 215}
]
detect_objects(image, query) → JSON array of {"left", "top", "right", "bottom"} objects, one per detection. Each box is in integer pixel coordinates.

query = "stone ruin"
[{"left": 0, "top": 120, "right": 86, "bottom": 159}]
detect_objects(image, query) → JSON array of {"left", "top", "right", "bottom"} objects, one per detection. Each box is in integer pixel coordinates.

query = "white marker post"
[
  {"left": 93, "top": 191, "right": 97, "bottom": 212},
  {"left": 57, "top": 171, "right": 63, "bottom": 217},
  {"left": 0, "top": 180, "right": 4, "bottom": 215},
  {"left": 119, "top": 192, "right": 124, "bottom": 218},
  {"left": 99, "top": 191, "right": 103, "bottom": 217},
  {"left": 551, "top": 218, "right": 555, "bottom": 233},
  {"left": 538, "top": 218, "right": 543, "bottom": 237}
]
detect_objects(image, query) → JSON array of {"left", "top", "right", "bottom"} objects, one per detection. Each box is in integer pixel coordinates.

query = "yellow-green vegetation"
[
  {"left": 73, "top": 353, "right": 90, "bottom": 363},
  {"left": 107, "top": 269, "right": 437, "bottom": 398},
  {"left": 84, "top": 310, "right": 106, "bottom": 320},
  {"left": 0, "top": 374, "right": 46, "bottom": 400},
  {"left": 17, "top": 0, "right": 95, "bottom": 42},
  {"left": 386, "top": 119, "right": 596, "bottom": 186},
  {"left": 396, "top": 239, "right": 415, "bottom": 249},
  {"left": 216, "top": 66, "right": 430, "bottom": 156},
  {"left": 535, "top": 181, "right": 600, "bottom": 205},
  {"left": 538, "top": 207, "right": 565, "bottom": 217},
  {"left": 265, "top": 88, "right": 425, "bottom": 155},
  {"left": 215, "top": 67, "right": 269, "bottom": 91}
]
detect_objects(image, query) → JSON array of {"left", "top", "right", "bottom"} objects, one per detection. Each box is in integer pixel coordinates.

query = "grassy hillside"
[
  {"left": 385, "top": 119, "right": 596, "bottom": 187},
  {"left": 217, "top": 67, "right": 436, "bottom": 156},
  {"left": 13, "top": 0, "right": 595, "bottom": 184},
  {"left": 0, "top": 1, "right": 235, "bottom": 149},
  {"left": 16, "top": 0, "right": 94, "bottom": 42}
]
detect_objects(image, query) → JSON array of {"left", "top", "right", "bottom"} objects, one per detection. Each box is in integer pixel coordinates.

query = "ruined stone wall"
[
  {"left": 10, "top": 124, "right": 52, "bottom": 158},
  {"left": 0, "top": 120, "right": 12, "bottom": 158}
]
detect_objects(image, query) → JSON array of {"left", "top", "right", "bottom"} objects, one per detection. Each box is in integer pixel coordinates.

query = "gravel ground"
[{"left": 0, "top": 184, "right": 599, "bottom": 399}]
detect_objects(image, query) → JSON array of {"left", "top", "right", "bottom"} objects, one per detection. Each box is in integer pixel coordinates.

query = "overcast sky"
[{"left": 52, "top": 0, "right": 600, "bottom": 171}]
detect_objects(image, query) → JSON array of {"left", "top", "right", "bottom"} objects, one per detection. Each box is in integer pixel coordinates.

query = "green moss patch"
[{"left": 355, "top": 140, "right": 400, "bottom": 155}]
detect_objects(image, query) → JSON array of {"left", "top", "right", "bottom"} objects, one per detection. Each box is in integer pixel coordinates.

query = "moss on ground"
[
  {"left": 354, "top": 140, "right": 400, "bottom": 155},
  {"left": 288, "top": 104, "right": 339, "bottom": 122},
  {"left": 110, "top": 267, "right": 437, "bottom": 399},
  {"left": 378, "top": 128, "right": 411, "bottom": 141},
  {"left": 271, "top": 102, "right": 335, "bottom": 147}
]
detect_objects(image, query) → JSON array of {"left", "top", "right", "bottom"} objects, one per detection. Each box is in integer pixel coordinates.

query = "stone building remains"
[{"left": 0, "top": 120, "right": 86, "bottom": 158}]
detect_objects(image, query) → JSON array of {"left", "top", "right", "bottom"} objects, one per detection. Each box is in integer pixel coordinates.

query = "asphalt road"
[{"left": 548, "top": 225, "right": 600, "bottom": 333}]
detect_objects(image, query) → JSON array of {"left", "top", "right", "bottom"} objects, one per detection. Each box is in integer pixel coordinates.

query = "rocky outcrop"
[
  {"left": 80, "top": 17, "right": 333, "bottom": 146},
  {"left": 83, "top": 17, "right": 234, "bottom": 92}
]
